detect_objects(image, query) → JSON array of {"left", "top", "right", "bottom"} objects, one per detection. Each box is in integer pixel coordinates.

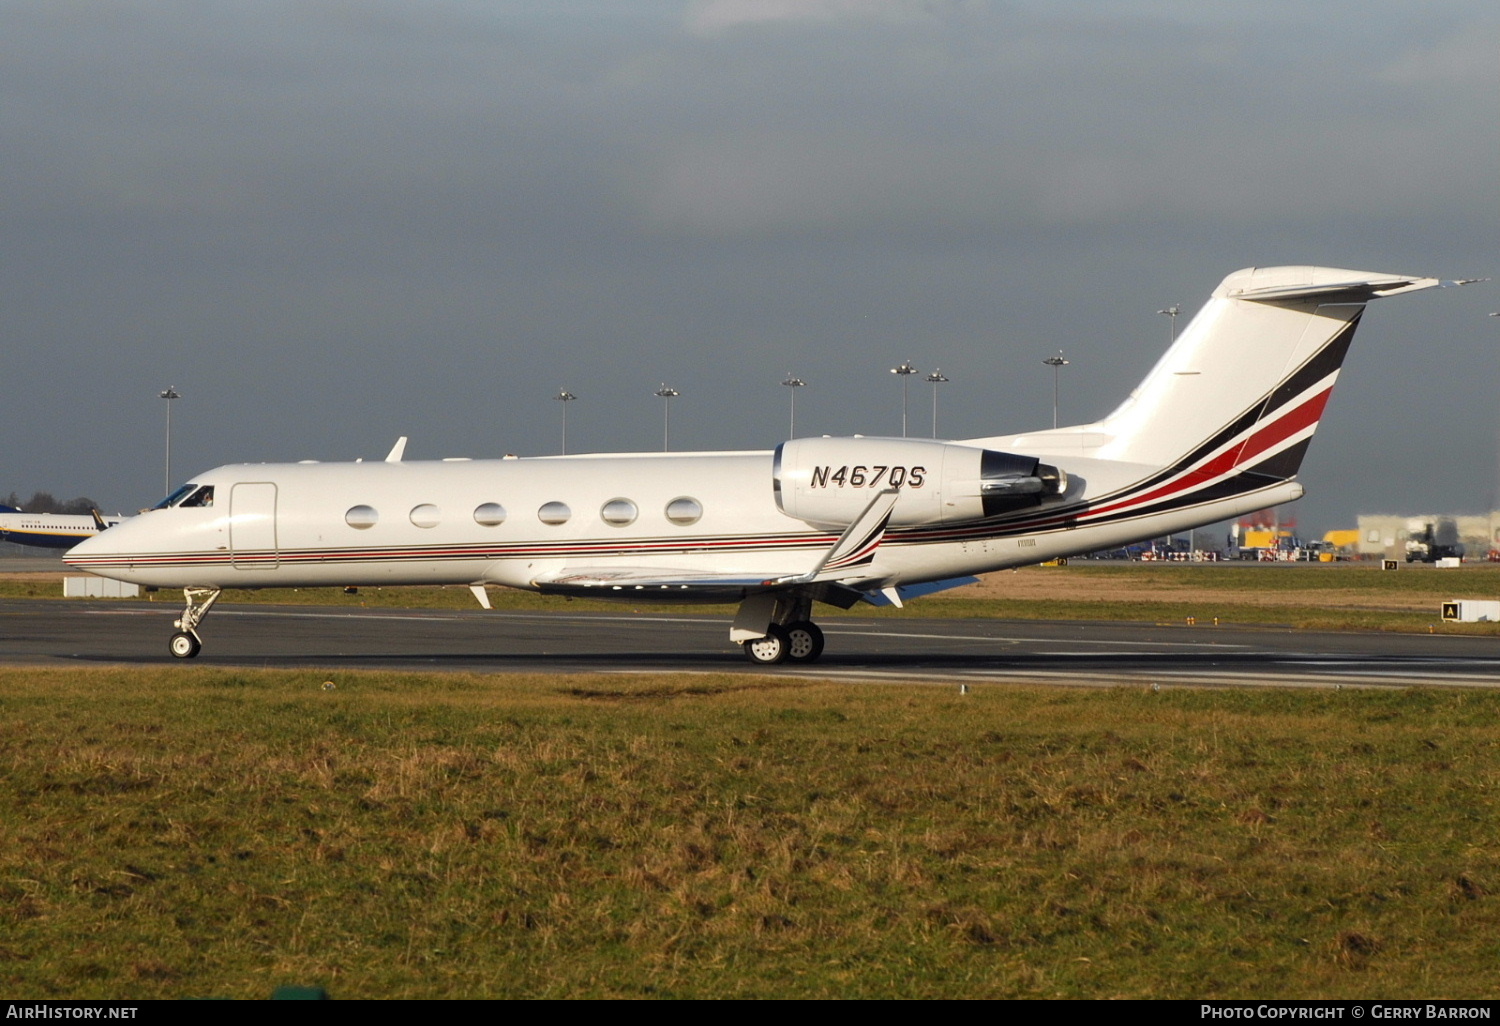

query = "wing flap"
[{"left": 532, "top": 566, "right": 790, "bottom": 601}]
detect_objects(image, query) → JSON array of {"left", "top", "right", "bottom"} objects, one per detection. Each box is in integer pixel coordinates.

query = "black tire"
[
  {"left": 743, "top": 624, "right": 790, "bottom": 665},
  {"left": 169, "top": 632, "right": 201, "bottom": 659},
  {"left": 784, "top": 621, "right": 825, "bottom": 663}
]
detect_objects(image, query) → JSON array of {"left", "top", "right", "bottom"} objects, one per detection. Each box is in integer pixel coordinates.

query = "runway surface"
[{"left": 5, "top": 596, "right": 1500, "bottom": 688}]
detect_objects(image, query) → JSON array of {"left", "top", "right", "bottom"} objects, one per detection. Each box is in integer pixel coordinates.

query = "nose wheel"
[
  {"left": 169, "top": 586, "right": 221, "bottom": 659},
  {"left": 169, "top": 632, "right": 202, "bottom": 659}
]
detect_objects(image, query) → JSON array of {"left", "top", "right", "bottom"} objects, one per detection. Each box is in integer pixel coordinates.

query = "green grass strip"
[{"left": 3, "top": 667, "right": 1499, "bottom": 998}]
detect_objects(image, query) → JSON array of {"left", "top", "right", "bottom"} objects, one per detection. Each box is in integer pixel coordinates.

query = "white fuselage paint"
[{"left": 61, "top": 447, "right": 1298, "bottom": 593}]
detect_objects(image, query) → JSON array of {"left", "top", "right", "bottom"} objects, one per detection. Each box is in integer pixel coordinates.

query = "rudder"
[{"left": 1093, "top": 266, "right": 1441, "bottom": 485}]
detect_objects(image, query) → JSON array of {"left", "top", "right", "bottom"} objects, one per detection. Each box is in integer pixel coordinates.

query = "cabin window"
[
  {"left": 600, "top": 498, "right": 638, "bottom": 527},
  {"left": 345, "top": 505, "right": 379, "bottom": 530},
  {"left": 538, "top": 501, "right": 571, "bottom": 526},
  {"left": 474, "top": 502, "right": 506, "bottom": 527},
  {"left": 665, "top": 497, "right": 703, "bottom": 526},
  {"left": 410, "top": 504, "right": 440, "bottom": 528}
]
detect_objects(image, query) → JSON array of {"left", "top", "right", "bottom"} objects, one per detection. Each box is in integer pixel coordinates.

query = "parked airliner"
[
  {"left": 64, "top": 266, "right": 1469, "bottom": 662},
  {"left": 0, "top": 506, "right": 126, "bottom": 549}
]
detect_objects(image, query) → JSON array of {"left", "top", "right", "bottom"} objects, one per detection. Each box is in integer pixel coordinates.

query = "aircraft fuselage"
[{"left": 62, "top": 445, "right": 1296, "bottom": 594}]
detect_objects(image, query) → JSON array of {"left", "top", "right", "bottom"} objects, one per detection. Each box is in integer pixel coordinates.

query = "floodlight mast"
[
  {"left": 781, "top": 375, "right": 806, "bottom": 438},
  {"left": 552, "top": 389, "right": 577, "bottom": 454},
  {"left": 158, "top": 386, "right": 182, "bottom": 497},
  {"left": 1156, "top": 307, "right": 1182, "bottom": 553},
  {"left": 925, "top": 370, "right": 949, "bottom": 438},
  {"left": 654, "top": 384, "right": 679, "bottom": 451},
  {"left": 1041, "top": 353, "right": 1068, "bottom": 429},
  {"left": 1159, "top": 304, "right": 1181, "bottom": 345},
  {"left": 890, "top": 361, "right": 918, "bottom": 437}
]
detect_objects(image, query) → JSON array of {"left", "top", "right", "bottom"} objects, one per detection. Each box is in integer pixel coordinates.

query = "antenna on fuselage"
[{"left": 384, "top": 436, "right": 408, "bottom": 463}]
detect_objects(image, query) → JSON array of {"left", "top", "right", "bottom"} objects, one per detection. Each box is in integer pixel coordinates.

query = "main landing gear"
[
  {"left": 169, "top": 586, "right": 221, "bottom": 659},
  {"left": 734, "top": 591, "right": 827, "bottom": 665},
  {"left": 742, "top": 620, "right": 826, "bottom": 666}
]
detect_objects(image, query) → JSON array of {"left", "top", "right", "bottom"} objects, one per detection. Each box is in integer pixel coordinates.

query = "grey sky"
[{"left": 2, "top": 0, "right": 1496, "bottom": 537}]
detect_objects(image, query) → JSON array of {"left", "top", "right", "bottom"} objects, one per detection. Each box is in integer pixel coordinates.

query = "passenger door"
[{"left": 229, "top": 482, "right": 279, "bottom": 570}]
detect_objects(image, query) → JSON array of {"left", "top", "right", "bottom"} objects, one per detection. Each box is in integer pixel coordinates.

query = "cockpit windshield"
[
  {"left": 152, "top": 484, "right": 214, "bottom": 510},
  {"left": 152, "top": 484, "right": 196, "bottom": 510}
]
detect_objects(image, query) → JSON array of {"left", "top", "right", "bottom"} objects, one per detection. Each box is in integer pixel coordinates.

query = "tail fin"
[{"left": 1095, "top": 266, "right": 1443, "bottom": 479}]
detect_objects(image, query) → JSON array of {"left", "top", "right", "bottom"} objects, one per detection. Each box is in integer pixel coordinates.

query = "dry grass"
[
  {"left": 957, "top": 562, "right": 1493, "bottom": 613},
  {"left": 3, "top": 667, "right": 1499, "bottom": 998}
]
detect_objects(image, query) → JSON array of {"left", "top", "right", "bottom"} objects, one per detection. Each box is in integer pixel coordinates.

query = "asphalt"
[
  {"left": 0, "top": 549, "right": 70, "bottom": 572},
  {"left": 4, "top": 595, "right": 1500, "bottom": 688}
]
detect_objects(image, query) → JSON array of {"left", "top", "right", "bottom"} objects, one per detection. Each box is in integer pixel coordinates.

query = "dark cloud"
[{"left": 1, "top": 0, "right": 1495, "bottom": 535}]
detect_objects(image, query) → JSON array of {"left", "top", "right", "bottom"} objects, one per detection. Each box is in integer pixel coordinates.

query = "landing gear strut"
[{"left": 169, "top": 586, "right": 221, "bottom": 659}]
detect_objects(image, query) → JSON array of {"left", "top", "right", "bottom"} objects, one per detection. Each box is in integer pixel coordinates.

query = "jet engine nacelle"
[{"left": 774, "top": 437, "right": 1066, "bottom": 529}]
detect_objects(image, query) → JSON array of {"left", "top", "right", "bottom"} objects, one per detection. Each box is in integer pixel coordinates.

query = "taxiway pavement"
[{"left": 4, "top": 597, "right": 1500, "bottom": 688}]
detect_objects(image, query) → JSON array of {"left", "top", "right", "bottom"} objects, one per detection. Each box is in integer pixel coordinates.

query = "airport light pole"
[
  {"left": 1158, "top": 304, "right": 1181, "bottom": 345},
  {"left": 552, "top": 389, "right": 577, "bottom": 454},
  {"left": 655, "top": 384, "right": 679, "bottom": 451},
  {"left": 890, "top": 361, "right": 919, "bottom": 438},
  {"left": 781, "top": 375, "right": 805, "bottom": 439},
  {"left": 1156, "top": 310, "right": 1179, "bottom": 570},
  {"left": 926, "top": 370, "right": 949, "bottom": 438},
  {"left": 1042, "top": 353, "right": 1068, "bottom": 429},
  {"left": 159, "top": 386, "right": 181, "bottom": 497},
  {"left": 1156, "top": 307, "right": 1180, "bottom": 553}
]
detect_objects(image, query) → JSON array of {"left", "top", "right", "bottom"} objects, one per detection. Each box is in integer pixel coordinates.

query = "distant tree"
[{"left": 6, "top": 492, "right": 100, "bottom": 514}]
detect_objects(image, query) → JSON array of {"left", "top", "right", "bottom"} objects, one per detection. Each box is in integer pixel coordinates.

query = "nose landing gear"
[{"left": 169, "top": 586, "right": 221, "bottom": 659}]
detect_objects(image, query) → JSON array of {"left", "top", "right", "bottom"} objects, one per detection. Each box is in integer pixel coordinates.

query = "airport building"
[{"left": 1355, "top": 513, "right": 1500, "bottom": 560}]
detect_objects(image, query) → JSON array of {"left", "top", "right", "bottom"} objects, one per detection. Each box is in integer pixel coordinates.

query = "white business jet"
[{"left": 65, "top": 266, "right": 1467, "bottom": 662}]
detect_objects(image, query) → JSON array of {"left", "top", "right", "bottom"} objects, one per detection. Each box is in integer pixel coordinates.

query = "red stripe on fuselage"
[{"left": 1084, "top": 386, "right": 1332, "bottom": 521}]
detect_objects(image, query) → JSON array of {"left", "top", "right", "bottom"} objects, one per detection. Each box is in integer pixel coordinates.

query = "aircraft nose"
[{"left": 62, "top": 530, "right": 111, "bottom": 564}]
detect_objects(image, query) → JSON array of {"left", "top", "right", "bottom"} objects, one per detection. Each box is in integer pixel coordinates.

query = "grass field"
[{"left": 3, "top": 666, "right": 1499, "bottom": 999}]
